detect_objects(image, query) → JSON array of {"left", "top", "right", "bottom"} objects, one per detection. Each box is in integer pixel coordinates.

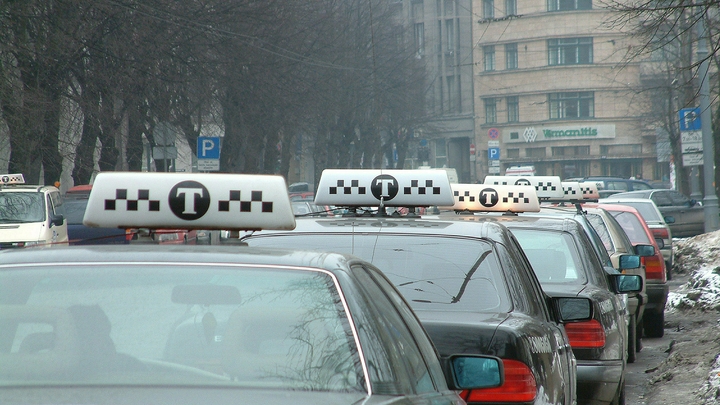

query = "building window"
[
  {"left": 483, "top": 45, "right": 495, "bottom": 71},
  {"left": 483, "top": 0, "right": 495, "bottom": 18},
  {"left": 510, "top": 132, "right": 519, "bottom": 140},
  {"left": 506, "top": 0, "right": 517, "bottom": 15},
  {"left": 505, "top": 43, "right": 518, "bottom": 69},
  {"left": 484, "top": 98, "right": 497, "bottom": 124},
  {"left": 549, "top": 92, "right": 594, "bottom": 119},
  {"left": 414, "top": 23, "right": 425, "bottom": 57},
  {"left": 434, "top": 139, "right": 447, "bottom": 168},
  {"left": 548, "top": 0, "right": 591, "bottom": 11},
  {"left": 526, "top": 147, "right": 546, "bottom": 158},
  {"left": 507, "top": 96, "right": 519, "bottom": 122},
  {"left": 600, "top": 144, "right": 643, "bottom": 155},
  {"left": 552, "top": 146, "right": 589, "bottom": 156},
  {"left": 507, "top": 148, "right": 520, "bottom": 158},
  {"left": 548, "top": 38, "right": 593, "bottom": 65},
  {"left": 447, "top": 75, "right": 461, "bottom": 113}
]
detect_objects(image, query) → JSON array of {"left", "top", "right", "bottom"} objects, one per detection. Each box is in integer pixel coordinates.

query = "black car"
[
  {"left": 607, "top": 189, "right": 705, "bottom": 237},
  {"left": 574, "top": 177, "right": 653, "bottom": 198},
  {"left": 0, "top": 172, "right": 493, "bottom": 405},
  {"left": 63, "top": 196, "right": 130, "bottom": 245},
  {"left": 245, "top": 170, "right": 594, "bottom": 405}
]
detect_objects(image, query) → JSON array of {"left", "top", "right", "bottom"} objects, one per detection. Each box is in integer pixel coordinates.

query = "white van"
[
  {"left": 505, "top": 165, "right": 536, "bottom": 176},
  {"left": 0, "top": 174, "right": 68, "bottom": 248}
]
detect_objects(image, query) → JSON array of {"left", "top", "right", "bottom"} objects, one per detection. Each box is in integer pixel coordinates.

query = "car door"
[{"left": 653, "top": 190, "right": 704, "bottom": 237}]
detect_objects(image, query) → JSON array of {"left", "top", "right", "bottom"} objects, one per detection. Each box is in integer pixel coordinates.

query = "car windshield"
[
  {"left": 63, "top": 198, "right": 89, "bottom": 225},
  {"left": 0, "top": 264, "right": 362, "bottom": 391},
  {"left": 0, "top": 192, "right": 45, "bottom": 223},
  {"left": 509, "top": 229, "right": 587, "bottom": 284},
  {"left": 609, "top": 211, "right": 652, "bottom": 244},
  {"left": 247, "top": 233, "right": 511, "bottom": 313}
]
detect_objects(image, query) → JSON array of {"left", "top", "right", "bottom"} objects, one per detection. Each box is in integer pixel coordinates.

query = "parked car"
[
  {"left": 600, "top": 197, "right": 674, "bottom": 277},
  {"left": 599, "top": 203, "right": 669, "bottom": 338},
  {"left": 63, "top": 195, "right": 131, "bottom": 245},
  {"left": 246, "top": 170, "right": 595, "bottom": 405},
  {"left": 576, "top": 177, "right": 653, "bottom": 198},
  {"left": 607, "top": 189, "right": 704, "bottom": 237}
]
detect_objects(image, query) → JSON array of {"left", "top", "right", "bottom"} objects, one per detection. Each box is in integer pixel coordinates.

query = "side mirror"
[
  {"left": 654, "top": 238, "right": 665, "bottom": 249},
  {"left": 50, "top": 214, "right": 65, "bottom": 227},
  {"left": 618, "top": 254, "right": 641, "bottom": 269},
  {"left": 553, "top": 296, "right": 593, "bottom": 322},
  {"left": 611, "top": 274, "right": 643, "bottom": 294},
  {"left": 664, "top": 216, "right": 675, "bottom": 224},
  {"left": 633, "top": 244, "right": 655, "bottom": 258},
  {"left": 446, "top": 355, "right": 503, "bottom": 390}
]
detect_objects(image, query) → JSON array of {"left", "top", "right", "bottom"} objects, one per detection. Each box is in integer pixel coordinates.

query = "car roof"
[{"left": 0, "top": 244, "right": 359, "bottom": 272}]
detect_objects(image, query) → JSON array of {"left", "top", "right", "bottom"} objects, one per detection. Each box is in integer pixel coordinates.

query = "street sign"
[
  {"left": 152, "top": 146, "right": 177, "bottom": 160},
  {"left": 488, "top": 166, "right": 501, "bottom": 174},
  {"left": 197, "top": 137, "right": 221, "bottom": 159},
  {"left": 197, "top": 159, "right": 220, "bottom": 171},
  {"left": 681, "top": 131, "right": 703, "bottom": 153},
  {"left": 488, "top": 128, "right": 500, "bottom": 140},
  {"left": 679, "top": 108, "right": 701, "bottom": 131},
  {"left": 683, "top": 153, "right": 703, "bottom": 166},
  {"left": 488, "top": 140, "right": 499, "bottom": 147},
  {"left": 489, "top": 160, "right": 500, "bottom": 167},
  {"left": 488, "top": 147, "right": 500, "bottom": 160},
  {"left": 470, "top": 144, "right": 476, "bottom": 155}
]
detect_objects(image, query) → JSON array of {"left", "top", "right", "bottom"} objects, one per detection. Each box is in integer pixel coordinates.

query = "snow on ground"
[
  {"left": 668, "top": 230, "right": 720, "bottom": 312},
  {"left": 667, "top": 230, "right": 720, "bottom": 402}
]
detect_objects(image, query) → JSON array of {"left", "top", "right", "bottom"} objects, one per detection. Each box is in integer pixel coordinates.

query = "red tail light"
[
  {"left": 564, "top": 319, "right": 606, "bottom": 348},
  {"left": 461, "top": 359, "right": 536, "bottom": 403},
  {"left": 651, "top": 227, "right": 669, "bottom": 239},
  {"left": 642, "top": 255, "right": 666, "bottom": 282}
]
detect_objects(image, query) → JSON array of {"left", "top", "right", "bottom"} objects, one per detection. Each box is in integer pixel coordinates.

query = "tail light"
[
  {"left": 642, "top": 254, "right": 666, "bottom": 282},
  {"left": 651, "top": 227, "right": 670, "bottom": 240},
  {"left": 564, "top": 319, "right": 606, "bottom": 348},
  {"left": 461, "top": 359, "right": 536, "bottom": 403}
]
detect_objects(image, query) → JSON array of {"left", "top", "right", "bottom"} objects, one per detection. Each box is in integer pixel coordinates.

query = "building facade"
[{"left": 472, "top": 0, "right": 663, "bottom": 181}]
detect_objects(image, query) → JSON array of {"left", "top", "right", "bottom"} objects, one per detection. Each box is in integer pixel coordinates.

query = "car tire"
[
  {"left": 627, "top": 315, "right": 637, "bottom": 363},
  {"left": 644, "top": 311, "right": 665, "bottom": 338},
  {"left": 636, "top": 319, "right": 643, "bottom": 352},
  {"left": 666, "top": 263, "right": 672, "bottom": 280}
]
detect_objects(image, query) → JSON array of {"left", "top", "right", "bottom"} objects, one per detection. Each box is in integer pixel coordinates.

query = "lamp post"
[{"left": 697, "top": 14, "right": 718, "bottom": 232}]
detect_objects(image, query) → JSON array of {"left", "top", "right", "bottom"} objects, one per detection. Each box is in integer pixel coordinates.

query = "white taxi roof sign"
[
  {"left": 83, "top": 172, "right": 296, "bottom": 231},
  {"left": 0, "top": 173, "right": 26, "bottom": 186},
  {"left": 577, "top": 181, "right": 600, "bottom": 200},
  {"left": 314, "top": 169, "right": 454, "bottom": 207},
  {"left": 449, "top": 183, "right": 540, "bottom": 212},
  {"left": 483, "top": 175, "right": 564, "bottom": 199}
]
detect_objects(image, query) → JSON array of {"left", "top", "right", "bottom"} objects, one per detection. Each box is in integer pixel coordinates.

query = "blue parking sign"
[
  {"left": 197, "top": 137, "right": 221, "bottom": 159},
  {"left": 488, "top": 147, "right": 501, "bottom": 160},
  {"left": 679, "top": 108, "right": 701, "bottom": 131}
]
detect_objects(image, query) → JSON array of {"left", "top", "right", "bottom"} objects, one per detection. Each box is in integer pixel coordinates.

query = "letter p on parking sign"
[{"left": 197, "top": 137, "right": 221, "bottom": 159}]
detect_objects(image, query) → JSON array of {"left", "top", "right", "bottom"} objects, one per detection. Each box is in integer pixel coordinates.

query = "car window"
[
  {"left": 632, "top": 181, "right": 652, "bottom": 191},
  {"left": 63, "top": 198, "right": 89, "bottom": 224},
  {"left": 609, "top": 211, "right": 651, "bottom": 244},
  {"left": 606, "top": 181, "right": 628, "bottom": 191},
  {"left": 510, "top": 229, "right": 585, "bottom": 283},
  {"left": 586, "top": 213, "right": 614, "bottom": 253},
  {"left": 50, "top": 191, "right": 64, "bottom": 217},
  {"left": 0, "top": 192, "right": 45, "bottom": 223},
  {"left": 668, "top": 191, "right": 691, "bottom": 206},
  {"left": 1, "top": 264, "right": 363, "bottom": 391},
  {"left": 247, "top": 233, "right": 512, "bottom": 313},
  {"left": 352, "top": 265, "right": 436, "bottom": 394},
  {"left": 650, "top": 192, "right": 673, "bottom": 206},
  {"left": 608, "top": 201, "right": 662, "bottom": 222}
]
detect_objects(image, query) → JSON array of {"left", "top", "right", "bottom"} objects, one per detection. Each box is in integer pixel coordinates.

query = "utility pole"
[{"left": 697, "top": 13, "right": 718, "bottom": 232}]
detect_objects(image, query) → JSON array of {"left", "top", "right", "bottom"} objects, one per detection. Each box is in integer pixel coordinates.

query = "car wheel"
[
  {"left": 626, "top": 315, "right": 637, "bottom": 363},
  {"left": 636, "top": 319, "right": 643, "bottom": 352},
  {"left": 643, "top": 311, "right": 665, "bottom": 338},
  {"left": 666, "top": 261, "right": 672, "bottom": 280}
]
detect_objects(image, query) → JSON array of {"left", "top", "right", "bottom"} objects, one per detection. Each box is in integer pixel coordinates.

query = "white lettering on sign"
[{"left": 177, "top": 187, "right": 204, "bottom": 214}]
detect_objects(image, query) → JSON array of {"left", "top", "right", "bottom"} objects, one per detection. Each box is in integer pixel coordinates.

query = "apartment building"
[{"left": 472, "top": 0, "right": 662, "bottom": 180}]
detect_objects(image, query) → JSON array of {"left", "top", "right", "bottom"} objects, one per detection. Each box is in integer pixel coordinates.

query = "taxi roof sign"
[
  {"left": 483, "top": 175, "right": 564, "bottom": 199},
  {"left": 560, "top": 181, "right": 600, "bottom": 201},
  {"left": 449, "top": 183, "right": 540, "bottom": 213},
  {"left": 314, "top": 169, "right": 454, "bottom": 207},
  {"left": 0, "top": 173, "right": 26, "bottom": 186},
  {"left": 83, "top": 172, "right": 296, "bottom": 231}
]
